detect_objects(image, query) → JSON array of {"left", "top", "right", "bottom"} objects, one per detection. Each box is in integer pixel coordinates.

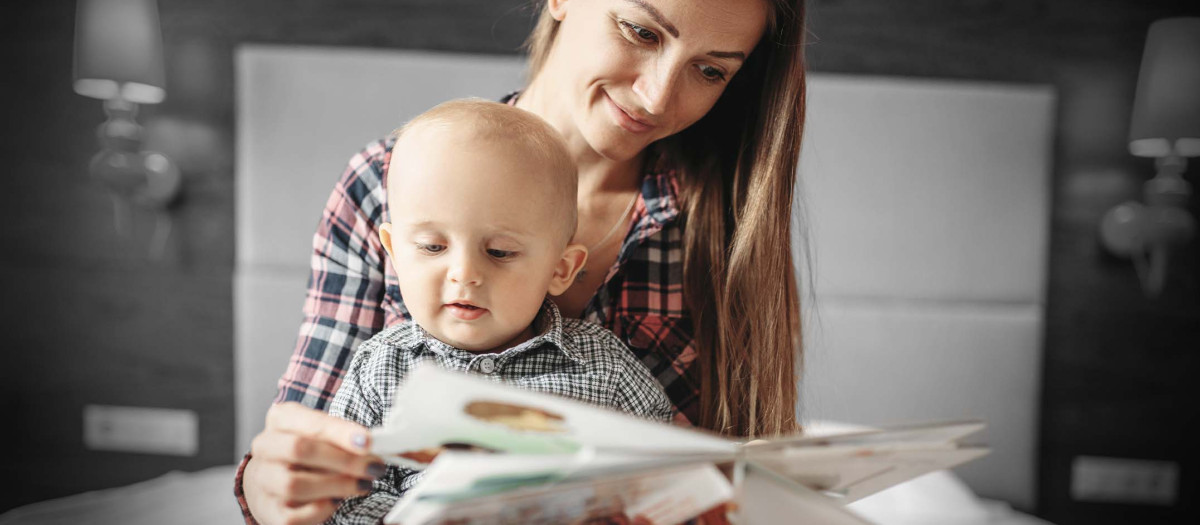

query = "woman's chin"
[{"left": 585, "top": 127, "right": 651, "bottom": 162}]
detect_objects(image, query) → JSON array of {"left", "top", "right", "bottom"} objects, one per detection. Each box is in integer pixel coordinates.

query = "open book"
[{"left": 369, "top": 364, "right": 989, "bottom": 524}]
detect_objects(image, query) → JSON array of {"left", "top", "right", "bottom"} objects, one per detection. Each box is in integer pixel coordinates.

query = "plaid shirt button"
[{"left": 478, "top": 356, "right": 496, "bottom": 374}]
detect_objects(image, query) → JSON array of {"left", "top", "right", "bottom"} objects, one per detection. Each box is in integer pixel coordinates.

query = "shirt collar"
[
  {"left": 408, "top": 299, "right": 583, "bottom": 363},
  {"left": 615, "top": 145, "right": 682, "bottom": 263},
  {"left": 639, "top": 150, "right": 682, "bottom": 229}
]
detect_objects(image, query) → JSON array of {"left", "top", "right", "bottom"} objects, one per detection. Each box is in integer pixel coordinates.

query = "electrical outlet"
[
  {"left": 1071, "top": 455, "right": 1178, "bottom": 505},
  {"left": 84, "top": 405, "right": 199, "bottom": 456}
]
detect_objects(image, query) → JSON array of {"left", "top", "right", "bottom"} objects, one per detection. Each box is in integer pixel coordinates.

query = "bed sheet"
[
  {"left": 0, "top": 465, "right": 242, "bottom": 525},
  {"left": 0, "top": 465, "right": 1054, "bottom": 525}
]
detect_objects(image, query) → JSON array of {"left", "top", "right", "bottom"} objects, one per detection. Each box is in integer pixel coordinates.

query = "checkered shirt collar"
[{"left": 406, "top": 298, "right": 582, "bottom": 363}]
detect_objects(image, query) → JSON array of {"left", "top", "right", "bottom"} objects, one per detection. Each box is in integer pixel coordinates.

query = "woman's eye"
[
  {"left": 416, "top": 243, "right": 445, "bottom": 254},
  {"left": 487, "top": 249, "right": 516, "bottom": 259},
  {"left": 620, "top": 20, "right": 659, "bottom": 44},
  {"left": 699, "top": 65, "right": 727, "bottom": 83}
]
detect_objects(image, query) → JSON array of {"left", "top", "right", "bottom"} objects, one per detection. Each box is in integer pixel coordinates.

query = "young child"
[{"left": 326, "top": 99, "right": 673, "bottom": 524}]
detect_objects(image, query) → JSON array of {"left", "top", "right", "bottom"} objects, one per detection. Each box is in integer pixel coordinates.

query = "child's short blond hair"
[{"left": 389, "top": 98, "right": 577, "bottom": 241}]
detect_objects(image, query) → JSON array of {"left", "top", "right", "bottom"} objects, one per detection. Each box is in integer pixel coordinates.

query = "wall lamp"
[
  {"left": 1100, "top": 18, "right": 1200, "bottom": 297},
  {"left": 74, "top": 0, "right": 181, "bottom": 257}
]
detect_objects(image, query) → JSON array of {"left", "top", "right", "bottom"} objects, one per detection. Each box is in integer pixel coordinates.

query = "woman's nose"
[
  {"left": 446, "top": 253, "right": 483, "bottom": 286},
  {"left": 633, "top": 56, "right": 682, "bottom": 116}
]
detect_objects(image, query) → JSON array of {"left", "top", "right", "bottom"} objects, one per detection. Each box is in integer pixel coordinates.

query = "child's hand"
[{"left": 244, "top": 402, "right": 386, "bottom": 525}]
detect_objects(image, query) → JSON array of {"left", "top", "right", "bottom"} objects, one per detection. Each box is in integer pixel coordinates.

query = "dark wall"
[
  {"left": 1, "top": 0, "right": 533, "bottom": 512},
  {"left": 805, "top": 5, "right": 1200, "bottom": 524},
  {"left": 3, "top": 1, "right": 1198, "bottom": 523}
]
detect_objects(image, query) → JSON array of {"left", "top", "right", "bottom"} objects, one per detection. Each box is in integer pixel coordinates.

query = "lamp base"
[
  {"left": 88, "top": 97, "right": 182, "bottom": 260},
  {"left": 1145, "top": 155, "right": 1191, "bottom": 207},
  {"left": 1098, "top": 157, "right": 1195, "bottom": 298}
]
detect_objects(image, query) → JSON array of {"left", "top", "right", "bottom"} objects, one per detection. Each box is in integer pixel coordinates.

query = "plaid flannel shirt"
[
  {"left": 235, "top": 100, "right": 697, "bottom": 523},
  {"left": 325, "top": 299, "right": 673, "bottom": 524}
]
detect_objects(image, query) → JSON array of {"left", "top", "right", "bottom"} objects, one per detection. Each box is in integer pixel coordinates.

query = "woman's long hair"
[{"left": 524, "top": 0, "right": 807, "bottom": 438}]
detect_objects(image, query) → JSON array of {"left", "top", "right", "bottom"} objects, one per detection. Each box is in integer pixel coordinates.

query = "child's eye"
[
  {"left": 698, "top": 65, "right": 727, "bottom": 83},
  {"left": 416, "top": 243, "right": 445, "bottom": 254},
  {"left": 619, "top": 20, "right": 659, "bottom": 44},
  {"left": 487, "top": 249, "right": 516, "bottom": 259}
]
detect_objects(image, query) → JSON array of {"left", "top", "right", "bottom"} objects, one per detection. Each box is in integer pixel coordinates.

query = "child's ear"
[
  {"left": 379, "top": 222, "right": 395, "bottom": 258},
  {"left": 547, "top": 243, "right": 588, "bottom": 296}
]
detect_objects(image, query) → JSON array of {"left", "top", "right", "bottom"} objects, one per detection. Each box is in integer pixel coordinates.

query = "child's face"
[{"left": 380, "top": 130, "right": 584, "bottom": 353}]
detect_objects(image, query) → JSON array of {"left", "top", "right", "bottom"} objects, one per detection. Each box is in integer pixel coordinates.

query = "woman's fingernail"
[
  {"left": 367, "top": 462, "right": 387, "bottom": 478},
  {"left": 357, "top": 479, "right": 373, "bottom": 491},
  {"left": 352, "top": 433, "right": 368, "bottom": 450}
]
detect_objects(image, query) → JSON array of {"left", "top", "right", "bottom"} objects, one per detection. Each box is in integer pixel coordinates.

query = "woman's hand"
[{"left": 244, "top": 402, "right": 386, "bottom": 525}]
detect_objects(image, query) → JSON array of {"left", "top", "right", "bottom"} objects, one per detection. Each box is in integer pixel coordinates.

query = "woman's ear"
[
  {"left": 548, "top": 0, "right": 569, "bottom": 21},
  {"left": 547, "top": 243, "right": 589, "bottom": 296},
  {"left": 378, "top": 222, "right": 396, "bottom": 259}
]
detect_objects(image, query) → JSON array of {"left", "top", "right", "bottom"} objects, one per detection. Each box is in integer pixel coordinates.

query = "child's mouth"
[{"left": 445, "top": 303, "right": 487, "bottom": 320}]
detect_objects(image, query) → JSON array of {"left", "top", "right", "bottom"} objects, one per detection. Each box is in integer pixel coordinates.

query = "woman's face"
[{"left": 541, "top": 0, "right": 769, "bottom": 161}]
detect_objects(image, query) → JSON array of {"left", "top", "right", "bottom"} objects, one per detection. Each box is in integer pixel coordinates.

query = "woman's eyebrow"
[
  {"left": 626, "top": 0, "right": 679, "bottom": 38},
  {"left": 708, "top": 50, "right": 747, "bottom": 62},
  {"left": 625, "top": 0, "right": 748, "bottom": 62}
]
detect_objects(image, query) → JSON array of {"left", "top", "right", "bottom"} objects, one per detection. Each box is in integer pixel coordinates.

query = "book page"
[
  {"left": 370, "top": 363, "right": 736, "bottom": 468},
  {"left": 386, "top": 458, "right": 732, "bottom": 525},
  {"left": 748, "top": 446, "right": 991, "bottom": 503},
  {"left": 743, "top": 420, "right": 985, "bottom": 452},
  {"left": 365, "top": 364, "right": 992, "bottom": 522},
  {"left": 737, "top": 463, "right": 872, "bottom": 525},
  {"left": 741, "top": 421, "right": 989, "bottom": 503}
]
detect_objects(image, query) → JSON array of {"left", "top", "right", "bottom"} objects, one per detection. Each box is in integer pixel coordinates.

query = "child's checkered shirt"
[{"left": 325, "top": 298, "right": 673, "bottom": 524}]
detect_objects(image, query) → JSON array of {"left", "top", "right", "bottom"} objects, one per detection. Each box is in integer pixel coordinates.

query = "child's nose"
[{"left": 446, "top": 254, "right": 483, "bottom": 286}]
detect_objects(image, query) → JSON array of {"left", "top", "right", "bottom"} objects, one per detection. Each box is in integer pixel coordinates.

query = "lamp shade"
[
  {"left": 1129, "top": 17, "right": 1200, "bottom": 158},
  {"left": 73, "top": 0, "right": 166, "bottom": 104}
]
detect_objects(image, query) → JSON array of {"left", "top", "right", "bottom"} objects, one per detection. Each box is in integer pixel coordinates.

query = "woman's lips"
[
  {"left": 445, "top": 303, "right": 487, "bottom": 321},
  {"left": 604, "top": 92, "right": 654, "bottom": 134}
]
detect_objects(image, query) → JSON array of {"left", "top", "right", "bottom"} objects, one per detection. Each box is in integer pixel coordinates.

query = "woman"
[{"left": 239, "top": 0, "right": 806, "bottom": 523}]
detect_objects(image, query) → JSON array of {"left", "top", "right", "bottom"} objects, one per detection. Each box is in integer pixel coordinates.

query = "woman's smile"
[
  {"left": 244, "top": 0, "right": 814, "bottom": 519},
  {"left": 516, "top": 0, "right": 768, "bottom": 163},
  {"left": 603, "top": 90, "right": 655, "bottom": 134}
]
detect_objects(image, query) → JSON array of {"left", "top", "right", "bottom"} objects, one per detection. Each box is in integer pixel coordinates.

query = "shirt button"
[{"left": 478, "top": 357, "right": 496, "bottom": 374}]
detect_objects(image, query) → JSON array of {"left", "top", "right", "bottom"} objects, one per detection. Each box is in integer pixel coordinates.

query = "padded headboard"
[
  {"left": 235, "top": 44, "right": 1054, "bottom": 509},
  {"left": 233, "top": 45, "right": 525, "bottom": 454},
  {"left": 797, "top": 76, "right": 1054, "bottom": 510}
]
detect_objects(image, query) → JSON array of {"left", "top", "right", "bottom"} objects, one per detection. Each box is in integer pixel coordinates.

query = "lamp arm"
[{"left": 1134, "top": 244, "right": 1169, "bottom": 298}]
